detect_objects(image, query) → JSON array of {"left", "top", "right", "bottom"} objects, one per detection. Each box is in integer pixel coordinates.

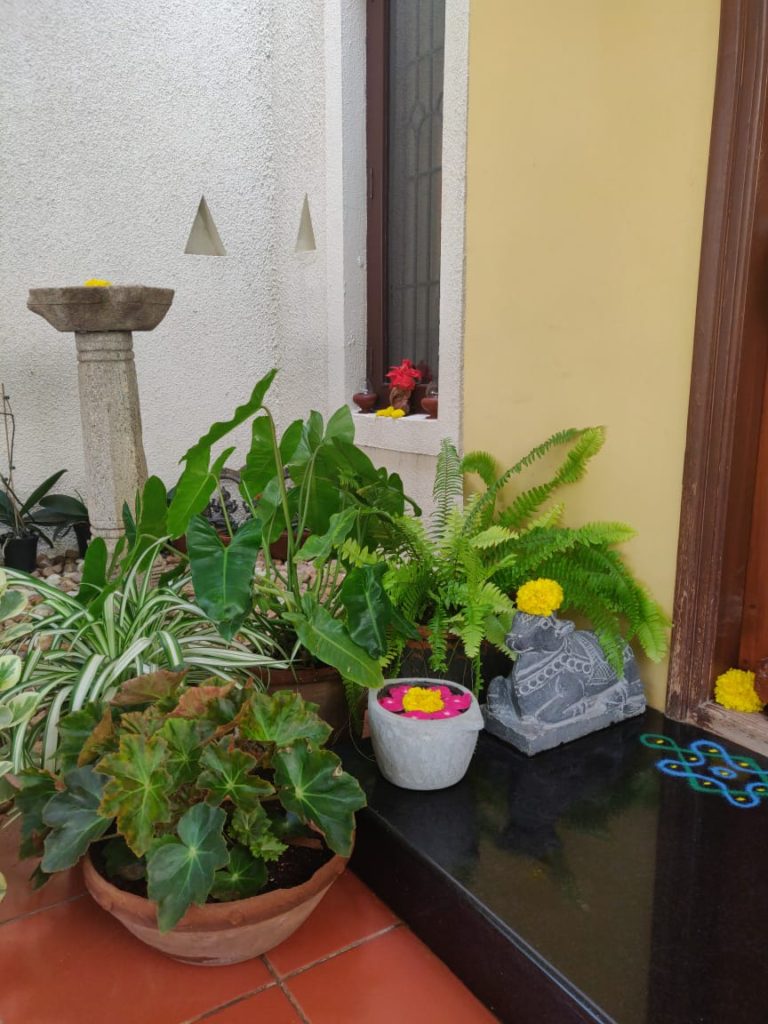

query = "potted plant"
[
  {"left": 367, "top": 678, "right": 484, "bottom": 790},
  {"left": 162, "top": 369, "right": 419, "bottom": 733},
  {"left": 0, "top": 539, "right": 283, "bottom": 778},
  {"left": 9, "top": 679, "right": 365, "bottom": 964},
  {"left": 0, "top": 389, "right": 80, "bottom": 570},
  {"left": 33, "top": 492, "right": 91, "bottom": 556},
  {"left": 381, "top": 429, "right": 670, "bottom": 693}
]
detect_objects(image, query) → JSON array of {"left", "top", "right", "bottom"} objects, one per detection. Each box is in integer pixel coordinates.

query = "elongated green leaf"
[
  {"left": 230, "top": 804, "right": 287, "bottom": 862},
  {"left": 198, "top": 739, "right": 274, "bottom": 807},
  {"left": 146, "top": 802, "right": 229, "bottom": 931},
  {"left": 240, "top": 417, "right": 279, "bottom": 498},
  {"left": 339, "top": 563, "right": 416, "bottom": 659},
  {"left": 182, "top": 370, "right": 277, "bottom": 464},
  {"left": 98, "top": 736, "right": 173, "bottom": 856},
  {"left": 37, "top": 494, "right": 88, "bottom": 520},
  {"left": 325, "top": 405, "right": 355, "bottom": 444},
  {"left": 125, "top": 476, "right": 168, "bottom": 565},
  {"left": 41, "top": 766, "right": 111, "bottom": 872},
  {"left": 167, "top": 446, "right": 235, "bottom": 539},
  {"left": 274, "top": 740, "right": 365, "bottom": 857},
  {"left": 19, "top": 469, "right": 67, "bottom": 516},
  {"left": 0, "top": 654, "right": 22, "bottom": 692},
  {"left": 76, "top": 536, "right": 108, "bottom": 606},
  {"left": 211, "top": 844, "right": 267, "bottom": 902},
  {"left": 284, "top": 598, "right": 383, "bottom": 688},
  {"left": 239, "top": 689, "right": 331, "bottom": 748},
  {"left": 187, "top": 517, "right": 262, "bottom": 640}
]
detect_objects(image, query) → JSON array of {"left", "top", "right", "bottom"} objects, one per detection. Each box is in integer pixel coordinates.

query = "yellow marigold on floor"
[
  {"left": 517, "top": 578, "right": 564, "bottom": 617},
  {"left": 714, "top": 668, "right": 765, "bottom": 713},
  {"left": 83, "top": 278, "right": 112, "bottom": 287},
  {"left": 402, "top": 686, "right": 445, "bottom": 714}
]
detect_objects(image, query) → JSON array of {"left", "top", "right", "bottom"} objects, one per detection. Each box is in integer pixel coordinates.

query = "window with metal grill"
[{"left": 367, "top": 0, "right": 445, "bottom": 400}]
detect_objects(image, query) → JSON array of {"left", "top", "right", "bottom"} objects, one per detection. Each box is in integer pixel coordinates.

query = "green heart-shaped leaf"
[
  {"left": 158, "top": 717, "right": 212, "bottom": 785},
  {"left": 187, "top": 516, "right": 262, "bottom": 640},
  {"left": 239, "top": 689, "right": 331, "bottom": 748},
  {"left": 41, "top": 766, "right": 111, "bottom": 872},
  {"left": 98, "top": 736, "right": 173, "bottom": 856},
  {"left": 167, "top": 446, "right": 235, "bottom": 539},
  {"left": 146, "top": 802, "right": 229, "bottom": 932},
  {"left": 274, "top": 740, "right": 365, "bottom": 857},
  {"left": 198, "top": 739, "right": 274, "bottom": 807},
  {"left": 0, "top": 589, "right": 27, "bottom": 621},
  {"left": 211, "top": 844, "right": 268, "bottom": 902}
]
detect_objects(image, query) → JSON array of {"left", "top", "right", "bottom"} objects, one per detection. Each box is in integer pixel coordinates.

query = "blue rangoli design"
[{"left": 640, "top": 734, "right": 768, "bottom": 809}]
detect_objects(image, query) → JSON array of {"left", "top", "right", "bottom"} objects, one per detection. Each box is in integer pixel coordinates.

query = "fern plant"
[{"left": 381, "top": 430, "right": 669, "bottom": 692}]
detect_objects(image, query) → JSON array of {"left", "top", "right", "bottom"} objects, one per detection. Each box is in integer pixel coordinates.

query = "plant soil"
[{"left": 92, "top": 840, "right": 333, "bottom": 904}]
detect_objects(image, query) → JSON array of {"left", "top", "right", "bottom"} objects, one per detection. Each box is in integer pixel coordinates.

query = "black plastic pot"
[
  {"left": 4, "top": 535, "right": 39, "bottom": 572},
  {"left": 73, "top": 521, "right": 91, "bottom": 557}
]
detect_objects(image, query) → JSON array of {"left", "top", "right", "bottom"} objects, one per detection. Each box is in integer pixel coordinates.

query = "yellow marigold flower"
[
  {"left": 83, "top": 278, "right": 112, "bottom": 287},
  {"left": 517, "top": 578, "right": 564, "bottom": 617},
  {"left": 375, "top": 406, "right": 393, "bottom": 417},
  {"left": 391, "top": 408, "right": 405, "bottom": 418},
  {"left": 714, "top": 668, "right": 764, "bottom": 713},
  {"left": 402, "top": 686, "right": 445, "bottom": 713}
]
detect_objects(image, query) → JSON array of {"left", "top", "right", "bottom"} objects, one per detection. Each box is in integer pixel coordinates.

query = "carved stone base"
[{"left": 483, "top": 675, "right": 646, "bottom": 756}]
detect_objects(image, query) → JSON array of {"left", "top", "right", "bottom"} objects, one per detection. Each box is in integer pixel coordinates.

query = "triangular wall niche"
[
  {"left": 184, "top": 196, "right": 227, "bottom": 256},
  {"left": 295, "top": 194, "right": 317, "bottom": 253}
]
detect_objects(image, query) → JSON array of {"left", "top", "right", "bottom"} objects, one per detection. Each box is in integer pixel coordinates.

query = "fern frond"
[
  {"left": 499, "top": 427, "right": 606, "bottom": 530},
  {"left": 470, "top": 525, "right": 519, "bottom": 550},
  {"left": 431, "top": 439, "right": 463, "bottom": 541},
  {"left": 460, "top": 450, "right": 498, "bottom": 489}
]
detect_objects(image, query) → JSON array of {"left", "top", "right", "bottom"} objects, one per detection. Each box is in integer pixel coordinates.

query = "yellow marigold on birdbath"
[
  {"left": 402, "top": 686, "right": 445, "bottom": 714},
  {"left": 83, "top": 278, "right": 112, "bottom": 287},
  {"left": 714, "top": 668, "right": 765, "bottom": 713},
  {"left": 516, "top": 578, "right": 564, "bottom": 617}
]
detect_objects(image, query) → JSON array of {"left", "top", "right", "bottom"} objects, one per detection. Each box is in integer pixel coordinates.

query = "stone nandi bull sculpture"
[{"left": 484, "top": 610, "right": 646, "bottom": 755}]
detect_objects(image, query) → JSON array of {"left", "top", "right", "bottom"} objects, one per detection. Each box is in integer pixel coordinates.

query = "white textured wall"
[{"left": 0, "top": 0, "right": 328, "bottom": 502}]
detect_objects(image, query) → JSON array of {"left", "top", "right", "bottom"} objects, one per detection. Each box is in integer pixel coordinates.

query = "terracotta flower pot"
[{"left": 82, "top": 845, "right": 349, "bottom": 966}]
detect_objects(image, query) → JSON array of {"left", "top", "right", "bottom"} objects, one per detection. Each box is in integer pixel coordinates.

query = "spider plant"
[{"left": 0, "top": 540, "right": 283, "bottom": 775}]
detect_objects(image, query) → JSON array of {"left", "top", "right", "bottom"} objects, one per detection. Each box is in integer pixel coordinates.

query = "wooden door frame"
[{"left": 667, "top": 0, "right": 768, "bottom": 753}]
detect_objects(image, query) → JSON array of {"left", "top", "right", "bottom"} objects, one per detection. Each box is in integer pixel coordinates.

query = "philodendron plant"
[
  {"left": 11, "top": 676, "right": 366, "bottom": 931},
  {"left": 162, "top": 368, "right": 418, "bottom": 687}
]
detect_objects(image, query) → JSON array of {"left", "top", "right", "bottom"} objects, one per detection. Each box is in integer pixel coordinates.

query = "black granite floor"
[{"left": 342, "top": 709, "right": 768, "bottom": 1024}]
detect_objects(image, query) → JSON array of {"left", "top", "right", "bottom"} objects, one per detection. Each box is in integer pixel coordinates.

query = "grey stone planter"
[{"left": 368, "top": 679, "right": 484, "bottom": 791}]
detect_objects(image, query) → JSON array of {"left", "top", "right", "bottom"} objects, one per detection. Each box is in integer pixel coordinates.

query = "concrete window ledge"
[{"left": 351, "top": 410, "right": 448, "bottom": 457}]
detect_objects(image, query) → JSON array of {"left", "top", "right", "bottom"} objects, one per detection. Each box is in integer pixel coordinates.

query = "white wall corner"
[{"left": 323, "top": 0, "right": 469, "bottom": 458}]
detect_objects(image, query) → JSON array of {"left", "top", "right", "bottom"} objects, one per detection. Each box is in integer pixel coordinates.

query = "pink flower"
[{"left": 377, "top": 683, "right": 471, "bottom": 719}]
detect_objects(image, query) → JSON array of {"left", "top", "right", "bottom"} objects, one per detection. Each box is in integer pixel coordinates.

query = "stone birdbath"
[{"left": 27, "top": 284, "right": 174, "bottom": 547}]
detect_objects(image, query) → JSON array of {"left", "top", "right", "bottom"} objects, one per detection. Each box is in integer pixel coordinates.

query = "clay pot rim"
[
  {"left": 253, "top": 664, "right": 342, "bottom": 686},
  {"left": 83, "top": 842, "right": 349, "bottom": 934}
]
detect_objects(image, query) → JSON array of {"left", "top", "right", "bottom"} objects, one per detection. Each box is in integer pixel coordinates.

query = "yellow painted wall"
[{"left": 463, "top": 1, "right": 721, "bottom": 708}]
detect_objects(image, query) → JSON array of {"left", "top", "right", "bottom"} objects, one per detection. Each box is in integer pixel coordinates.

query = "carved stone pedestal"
[{"left": 27, "top": 285, "right": 173, "bottom": 545}]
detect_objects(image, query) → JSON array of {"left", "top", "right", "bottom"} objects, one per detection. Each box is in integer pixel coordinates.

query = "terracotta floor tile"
[
  {"left": 286, "top": 927, "right": 498, "bottom": 1024},
  {"left": 203, "top": 986, "right": 302, "bottom": 1023},
  {"left": 0, "top": 818, "right": 85, "bottom": 924},
  {"left": 265, "top": 869, "right": 398, "bottom": 977},
  {"left": 0, "top": 897, "right": 273, "bottom": 1024}
]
